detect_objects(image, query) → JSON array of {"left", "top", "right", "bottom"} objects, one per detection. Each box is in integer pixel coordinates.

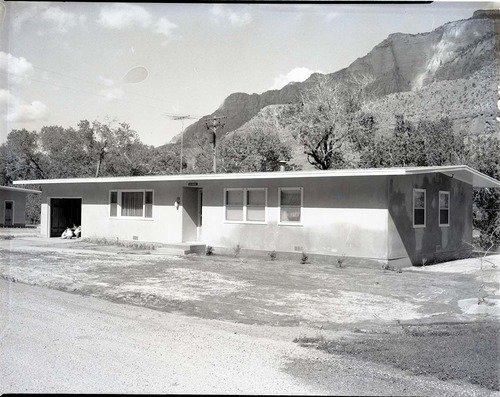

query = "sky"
[{"left": 0, "top": 1, "right": 497, "bottom": 147}]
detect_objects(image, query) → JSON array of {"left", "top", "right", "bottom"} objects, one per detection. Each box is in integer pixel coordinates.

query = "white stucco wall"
[{"left": 41, "top": 181, "right": 184, "bottom": 242}]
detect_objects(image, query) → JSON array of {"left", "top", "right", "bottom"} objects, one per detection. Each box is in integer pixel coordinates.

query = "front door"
[
  {"left": 181, "top": 187, "right": 203, "bottom": 242},
  {"left": 4, "top": 201, "right": 13, "bottom": 226}
]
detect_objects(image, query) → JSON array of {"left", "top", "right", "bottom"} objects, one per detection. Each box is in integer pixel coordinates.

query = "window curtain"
[{"left": 121, "top": 192, "right": 144, "bottom": 217}]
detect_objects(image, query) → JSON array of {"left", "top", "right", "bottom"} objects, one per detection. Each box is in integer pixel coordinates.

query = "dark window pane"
[
  {"left": 414, "top": 209, "right": 425, "bottom": 225},
  {"left": 145, "top": 191, "right": 153, "bottom": 205},
  {"left": 281, "top": 190, "right": 301, "bottom": 206},
  {"left": 440, "top": 209, "right": 449, "bottom": 225}
]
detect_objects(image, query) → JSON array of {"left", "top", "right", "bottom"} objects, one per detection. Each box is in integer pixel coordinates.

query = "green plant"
[
  {"left": 205, "top": 245, "right": 214, "bottom": 256},
  {"left": 300, "top": 252, "right": 309, "bottom": 264},
  {"left": 269, "top": 250, "right": 277, "bottom": 261}
]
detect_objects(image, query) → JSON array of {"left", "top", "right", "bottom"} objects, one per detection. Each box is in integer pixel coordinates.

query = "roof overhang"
[
  {"left": 0, "top": 186, "right": 41, "bottom": 194},
  {"left": 12, "top": 165, "right": 500, "bottom": 189}
]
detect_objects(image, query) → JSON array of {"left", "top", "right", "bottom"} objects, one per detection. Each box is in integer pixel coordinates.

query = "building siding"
[
  {"left": 387, "top": 173, "right": 473, "bottom": 265},
  {"left": 0, "top": 190, "right": 28, "bottom": 226},
  {"left": 37, "top": 172, "right": 475, "bottom": 266}
]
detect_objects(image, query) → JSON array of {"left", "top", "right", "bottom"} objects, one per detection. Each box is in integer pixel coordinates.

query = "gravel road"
[
  {"left": 0, "top": 279, "right": 325, "bottom": 394},
  {"left": 1, "top": 279, "right": 497, "bottom": 395}
]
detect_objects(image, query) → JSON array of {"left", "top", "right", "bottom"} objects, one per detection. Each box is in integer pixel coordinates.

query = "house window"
[
  {"left": 246, "top": 189, "right": 266, "bottom": 222},
  {"left": 413, "top": 189, "right": 426, "bottom": 228},
  {"left": 279, "top": 187, "right": 302, "bottom": 223},
  {"left": 121, "top": 191, "right": 144, "bottom": 217},
  {"left": 145, "top": 191, "right": 153, "bottom": 219},
  {"left": 224, "top": 188, "right": 267, "bottom": 223},
  {"left": 110, "top": 191, "right": 118, "bottom": 217},
  {"left": 225, "top": 189, "right": 244, "bottom": 221},
  {"left": 439, "top": 191, "right": 450, "bottom": 226},
  {"left": 109, "top": 190, "right": 153, "bottom": 219}
]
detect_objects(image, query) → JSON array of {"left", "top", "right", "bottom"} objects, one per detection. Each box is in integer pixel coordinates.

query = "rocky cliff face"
[
  {"left": 170, "top": 10, "right": 499, "bottom": 153},
  {"left": 347, "top": 14, "right": 499, "bottom": 96}
]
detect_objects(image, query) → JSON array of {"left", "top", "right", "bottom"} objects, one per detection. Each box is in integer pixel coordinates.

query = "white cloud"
[
  {"left": 0, "top": 52, "right": 33, "bottom": 83},
  {"left": 155, "top": 17, "right": 178, "bottom": 39},
  {"left": 211, "top": 5, "right": 253, "bottom": 27},
  {"left": 41, "top": 6, "right": 84, "bottom": 34},
  {"left": 0, "top": 89, "right": 50, "bottom": 122},
  {"left": 98, "top": 75, "right": 115, "bottom": 87},
  {"left": 99, "top": 87, "right": 125, "bottom": 102},
  {"left": 98, "top": 4, "right": 152, "bottom": 29},
  {"left": 270, "top": 67, "right": 323, "bottom": 90}
]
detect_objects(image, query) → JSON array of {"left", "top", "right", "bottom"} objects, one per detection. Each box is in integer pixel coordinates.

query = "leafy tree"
[
  {"left": 194, "top": 122, "right": 292, "bottom": 174},
  {"left": 459, "top": 133, "right": 500, "bottom": 250},
  {"left": 0, "top": 129, "right": 47, "bottom": 183},
  {"left": 361, "top": 115, "right": 464, "bottom": 168},
  {"left": 39, "top": 125, "right": 95, "bottom": 178}
]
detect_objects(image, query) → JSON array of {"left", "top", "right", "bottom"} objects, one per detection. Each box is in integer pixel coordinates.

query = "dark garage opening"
[{"left": 50, "top": 198, "right": 82, "bottom": 238}]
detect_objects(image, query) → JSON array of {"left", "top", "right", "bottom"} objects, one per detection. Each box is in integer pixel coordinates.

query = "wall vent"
[
  {"left": 133, "top": 236, "right": 139, "bottom": 241},
  {"left": 294, "top": 246, "right": 303, "bottom": 252}
]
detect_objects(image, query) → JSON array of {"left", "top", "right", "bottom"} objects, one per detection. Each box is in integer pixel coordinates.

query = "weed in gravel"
[
  {"left": 205, "top": 245, "right": 215, "bottom": 256},
  {"left": 233, "top": 243, "right": 242, "bottom": 258},
  {"left": 269, "top": 250, "right": 277, "bottom": 261},
  {"left": 300, "top": 252, "right": 309, "bottom": 264},
  {"left": 337, "top": 254, "right": 346, "bottom": 268}
]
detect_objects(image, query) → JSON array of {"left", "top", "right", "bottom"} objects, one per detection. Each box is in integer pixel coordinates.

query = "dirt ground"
[{"left": 1, "top": 230, "right": 499, "bottom": 393}]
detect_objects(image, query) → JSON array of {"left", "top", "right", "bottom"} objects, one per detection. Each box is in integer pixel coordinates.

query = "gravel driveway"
[{"left": 1, "top": 234, "right": 499, "bottom": 394}]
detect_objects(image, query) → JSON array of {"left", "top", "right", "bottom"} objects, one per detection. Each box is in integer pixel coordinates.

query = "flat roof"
[
  {"left": 0, "top": 185, "right": 41, "bottom": 194},
  {"left": 12, "top": 165, "right": 500, "bottom": 188}
]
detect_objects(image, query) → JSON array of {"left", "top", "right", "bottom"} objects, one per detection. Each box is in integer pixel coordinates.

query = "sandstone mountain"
[{"left": 169, "top": 10, "right": 499, "bottom": 167}]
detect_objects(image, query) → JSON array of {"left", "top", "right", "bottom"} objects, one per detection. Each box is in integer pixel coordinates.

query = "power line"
[{"left": 205, "top": 115, "right": 226, "bottom": 173}]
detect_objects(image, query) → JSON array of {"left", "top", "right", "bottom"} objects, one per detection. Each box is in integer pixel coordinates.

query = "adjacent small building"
[
  {"left": 13, "top": 165, "right": 500, "bottom": 267},
  {"left": 0, "top": 186, "right": 41, "bottom": 227}
]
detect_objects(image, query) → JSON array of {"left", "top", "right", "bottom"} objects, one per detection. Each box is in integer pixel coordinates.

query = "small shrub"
[
  {"left": 300, "top": 252, "right": 309, "bottom": 264},
  {"left": 233, "top": 243, "right": 242, "bottom": 258},
  {"left": 206, "top": 245, "right": 214, "bottom": 256},
  {"left": 337, "top": 254, "right": 346, "bottom": 268},
  {"left": 382, "top": 263, "right": 394, "bottom": 272},
  {"left": 269, "top": 250, "right": 277, "bottom": 261}
]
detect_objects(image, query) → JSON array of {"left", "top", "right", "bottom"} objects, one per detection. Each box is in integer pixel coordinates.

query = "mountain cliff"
[{"left": 169, "top": 10, "right": 499, "bottom": 162}]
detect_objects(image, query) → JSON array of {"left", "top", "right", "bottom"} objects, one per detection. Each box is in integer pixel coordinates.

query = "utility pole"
[
  {"left": 164, "top": 113, "right": 200, "bottom": 174},
  {"left": 205, "top": 115, "right": 226, "bottom": 173}
]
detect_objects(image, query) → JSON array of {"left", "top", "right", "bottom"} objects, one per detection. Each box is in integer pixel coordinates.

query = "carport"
[{"left": 50, "top": 198, "right": 81, "bottom": 237}]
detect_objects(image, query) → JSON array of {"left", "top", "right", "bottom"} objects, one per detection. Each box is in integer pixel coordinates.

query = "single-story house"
[
  {"left": 0, "top": 186, "right": 41, "bottom": 227},
  {"left": 13, "top": 165, "right": 500, "bottom": 267}
]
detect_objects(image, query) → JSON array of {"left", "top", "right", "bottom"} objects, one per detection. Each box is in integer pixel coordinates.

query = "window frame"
[
  {"left": 109, "top": 189, "right": 154, "bottom": 220},
  {"left": 413, "top": 188, "right": 426, "bottom": 228},
  {"left": 223, "top": 187, "right": 267, "bottom": 224},
  {"left": 278, "top": 187, "right": 303, "bottom": 226},
  {"left": 439, "top": 190, "right": 450, "bottom": 227}
]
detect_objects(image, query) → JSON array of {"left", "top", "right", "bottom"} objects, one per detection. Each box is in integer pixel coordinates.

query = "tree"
[
  {"left": 360, "top": 115, "right": 464, "bottom": 168},
  {"left": 289, "top": 75, "right": 367, "bottom": 170},
  {"left": 193, "top": 120, "right": 293, "bottom": 174},
  {"left": 39, "top": 125, "right": 95, "bottom": 178},
  {"left": 0, "top": 129, "right": 47, "bottom": 183}
]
